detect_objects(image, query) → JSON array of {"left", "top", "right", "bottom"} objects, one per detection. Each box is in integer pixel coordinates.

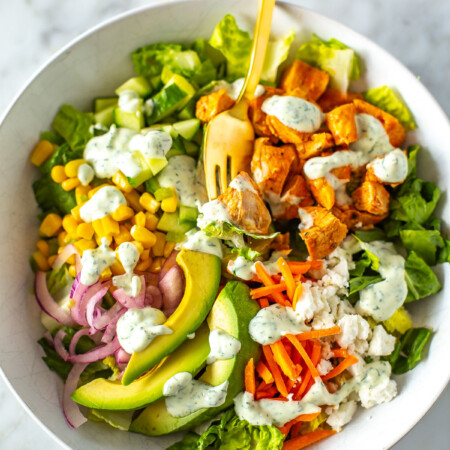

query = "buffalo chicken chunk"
[{"left": 196, "top": 88, "right": 235, "bottom": 123}]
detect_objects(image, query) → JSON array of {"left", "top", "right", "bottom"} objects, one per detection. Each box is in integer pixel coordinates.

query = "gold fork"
[{"left": 203, "top": 0, "right": 276, "bottom": 200}]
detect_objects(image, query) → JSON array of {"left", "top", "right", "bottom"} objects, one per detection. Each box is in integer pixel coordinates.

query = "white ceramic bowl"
[{"left": 0, "top": 1, "right": 449, "bottom": 448}]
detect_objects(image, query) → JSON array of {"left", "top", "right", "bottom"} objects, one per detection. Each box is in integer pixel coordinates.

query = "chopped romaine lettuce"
[
  {"left": 208, "top": 14, "right": 294, "bottom": 83},
  {"left": 46, "top": 264, "right": 73, "bottom": 299},
  {"left": 295, "top": 34, "right": 360, "bottom": 92},
  {"left": 353, "top": 228, "right": 386, "bottom": 243},
  {"left": 400, "top": 229, "right": 444, "bottom": 265},
  {"left": 363, "top": 85, "right": 416, "bottom": 130},
  {"left": 383, "top": 306, "right": 413, "bottom": 335},
  {"left": 231, "top": 247, "right": 262, "bottom": 261}
]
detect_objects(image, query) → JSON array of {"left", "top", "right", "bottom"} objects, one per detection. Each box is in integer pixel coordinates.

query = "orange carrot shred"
[
  {"left": 321, "top": 355, "right": 359, "bottom": 381},
  {"left": 255, "top": 388, "right": 277, "bottom": 400},
  {"left": 331, "top": 348, "right": 349, "bottom": 358},
  {"left": 256, "top": 360, "right": 274, "bottom": 384},
  {"left": 290, "top": 422, "right": 302, "bottom": 439},
  {"left": 271, "top": 341, "right": 299, "bottom": 381},
  {"left": 282, "top": 429, "right": 337, "bottom": 450},
  {"left": 262, "top": 345, "right": 289, "bottom": 397},
  {"left": 292, "top": 283, "right": 303, "bottom": 310},
  {"left": 245, "top": 358, "right": 256, "bottom": 395},
  {"left": 294, "top": 340, "right": 321, "bottom": 400},
  {"left": 295, "top": 326, "right": 341, "bottom": 341},
  {"left": 257, "top": 297, "right": 270, "bottom": 309},
  {"left": 278, "top": 411, "right": 322, "bottom": 439},
  {"left": 252, "top": 283, "right": 287, "bottom": 299},
  {"left": 277, "top": 257, "right": 296, "bottom": 300},
  {"left": 255, "top": 262, "right": 291, "bottom": 306},
  {"left": 286, "top": 335, "right": 320, "bottom": 379}
]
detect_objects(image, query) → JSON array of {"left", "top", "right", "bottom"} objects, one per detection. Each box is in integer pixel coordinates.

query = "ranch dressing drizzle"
[
  {"left": 227, "top": 251, "right": 289, "bottom": 281},
  {"left": 77, "top": 163, "right": 94, "bottom": 186},
  {"left": 207, "top": 329, "right": 241, "bottom": 364},
  {"left": 261, "top": 95, "right": 324, "bottom": 132},
  {"left": 129, "top": 130, "right": 172, "bottom": 160},
  {"left": 356, "top": 241, "right": 407, "bottom": 321},
  {"left": 163, "top": 372, "right": 228, "bottom": 417},
  {"left": 80, "top": 238, "right": 116, "bottom": 286},
  {"left": 211, "top": 78, "right": 265, "bottom": 101},
  {"left": 79, "top": 186, "right": 126, "bottom": 222},
  {"left": 177, "top": 229, "right": 223, "bottom": 258},
  {"left": 112, "top": 242, "right": 142, "bottom": 297},
  {"left": 118, "top": 90, "right": 141, "bottom": 114},
  {"left": 366, "top": 148, "right": 408, "bottom": 183}
]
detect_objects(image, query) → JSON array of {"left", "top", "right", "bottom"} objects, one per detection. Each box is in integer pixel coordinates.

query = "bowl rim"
[{"left": 0, "top": 0, "right": 448, "bottom": 449}]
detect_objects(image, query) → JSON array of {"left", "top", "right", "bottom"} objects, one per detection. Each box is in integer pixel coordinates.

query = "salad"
[{"left": 28, "top": 14, "right": 449, "bottom": 449}]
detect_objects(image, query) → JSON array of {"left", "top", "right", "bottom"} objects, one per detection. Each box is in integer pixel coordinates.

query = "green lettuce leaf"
[
  {"left": 400, "top": 229, "right": 444, "bottom": 265},
  {"left": 231, "top": 247, "right": 262, "bottom": 261},
  {"left": 363, "top": 85, "right": 416, "bottom": 131},
  {"left": 353, "top": 228, "right": 386, "bottom": 243},
  {"left": 208, "top": 14, "right": 294, "bottom": 83},
  {"left": 404, "top": 251, "right": 441, "bottom": 302},
  {"left": 437, "top": 238, "right": 450, "bottom": 263},
  {"left": 46, "top": 265, "right": 73, "bottom": 299},
  {"left": 40, "top": 130, "right": 65, "bottom": 145},
  {"left": 296, "top": 34, "right": 360, "bottom": 93},
  {"left": 348, "top": 275, "right": 383, "bottom": 299},
  {"left": 389, "top": 327, "right": 432, "bottom": 374},
  {"left": 52, "top": 105, "right": 93, "bottom": 153},
  {"left": 39, "top": 143, "right": 83, "bottom": 174}
]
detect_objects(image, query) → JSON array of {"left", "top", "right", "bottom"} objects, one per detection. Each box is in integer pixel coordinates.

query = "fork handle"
[{"left": 239, "top": 0, "right": 276, "bottom": 102}]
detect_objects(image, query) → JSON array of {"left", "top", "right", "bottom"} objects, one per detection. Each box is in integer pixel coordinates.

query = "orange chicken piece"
[
  {"left": 195, "top": 88, "right": 235, "bottom": 123},
  {"left": 332, "top": 205, "right": 387, "bottom": 230},
  {"left": 249, "top": 86, "right": 284, "bottom": 138},
  {"left": 352, "top": 181, "right": 390, "bottom": 216},
  {"left": 317, "top": 89, "right": 363, "bottom": 113},
  {"left": 308, "top": 177, "right": 335, "bottom": 210},
  {"left": 296, "top": 132, "right": 335, "bottom": 159},
  {"left": 299, "top": 206, "right": 348, "bottom": 260},
  {"left": 326, "top": 103, "right": 358, "bottom": 146},
  {"left": 266, "top": 115, "right": 311, "bottom": 145}
]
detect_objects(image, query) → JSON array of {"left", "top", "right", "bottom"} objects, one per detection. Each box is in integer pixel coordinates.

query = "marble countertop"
[{"left": 0, "top": 0, "right": 448, "bottom": 449}]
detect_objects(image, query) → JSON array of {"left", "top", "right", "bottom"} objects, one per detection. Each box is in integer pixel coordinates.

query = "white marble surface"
[{"left": 0, "top": 0, "right": 448, "bottom": 449}]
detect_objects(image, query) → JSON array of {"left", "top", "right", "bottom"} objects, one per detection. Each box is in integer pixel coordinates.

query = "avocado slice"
[
  {"left": 129, "top": 281, "right": 261, "bottom": 436},
  {"left": 121, "top": 249, "right": 221, "bottom": 385},
  {"left": 71, "top": 323, "right": 210, "bottom": 410}
]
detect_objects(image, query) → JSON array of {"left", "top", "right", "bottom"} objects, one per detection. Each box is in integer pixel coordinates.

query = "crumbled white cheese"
[
  {"left": 317, "top": 359, "right": 334, "bottom": 376},
  {"left": 336, "top": 314, "right": 372, "bottom": 355},
  {"left": 368, "top": 325, "right": 397, "bottom": 356},
  {"left": 359, "top": 377, "right": 397, "bottom": 409},
  {"left": 326, "top": 400, "right": 357, "bottom": 431}
]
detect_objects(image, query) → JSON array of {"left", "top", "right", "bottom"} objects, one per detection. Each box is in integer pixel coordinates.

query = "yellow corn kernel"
[
  {"left": 161, "top": 194, "right": 178, "bottom": 213},
  {"left": 131, "top": 240, "right": 144, "bottom": 254},
  {"left": 66, "top": 254, "right": 76, "bottom": 265},
  {"left": 92, "top": 218, "right": 105, "bottom": 238},
  {"left": 74, "top": 238, "right": 96, "bottom": 255},
  {"left": 144, "top": 212, "right": 159, "bottom": 231},
  {"left": 68, "top": 264, "right": 77, "bottom": 278},
  {"left": 140, "top": 249, "right": 150, "bottom": 261},
  {"left": 134, "top": 211, "right": 146, "bottom": 227},
  {"left": 88, "top": 183, "right": 111, "bottom": 199},
  {"left": 95, "top": 234, "right": 104, "bottom": 246},
  {"left": 124, "top": 190, "right": 143, "bottom": 212},
  {"left": 57, "top": 231, "right": 68, "bottom": 247},
  {"left": 36, "top": 240, "right": 49, "bottom": 257},
  {"left": 62, "top": 214, "right": 79, "bottom": 234},
  {"left": 71, "top": 204, "right": 82, "bottom": 221},
  {"left": 112, "top": 171, "right": 133, "bottom": 193},
  {"left": 131, "top": 225, "right": 157, "bottom": 248},
  {"left": 152, "top": 231, "right": 166, "bottom": 257},
  {"left": 101, "top": 216, "right": 120, "bottom": 237},
  {"left": 111, "top": 204, "right": 134, "bottom": 222},
  {"left": 139, "top": 192, "right": 160, "bottom": 214},
  {"left": 99, "top": 267, "right": 112, "bottom": 282},
  {"left": 164, "top": 241, "right": 176, "bottom": 258},
  {"left": 48, "top": 254, "right": 57, "bottom": 267},
  {"left": 65, "top": 159, "right": 86, "bottom": 178},
  {"left": 75, "top": 185, "right": 91, "bottom": 205},
  {"left": 150, "top": 257, "right": 163, "bottom": 273},
  {"left": 62, "top": 177, "right": 80, "bottom": 191},
  {"left": 76, "top": 222, "right": 94, "bottom": 240},
  {"left": 111, "top": 260, "right": 126, "bottom": 276},
  {"left": 136, "top": 258, "right": 152, "bottom": 272},
  {"left": 50, "top": 165, "right": 67, "bottom": 183},
  {"left": 39, "top": 213, "right": 62, "bottom": 237},
  {"left": 32, "top": 250, "right": 50, "bottom": 271},
  {"left": 114, "top": 226, "right": 132, "bottom": 245},
  {"left": 30, "top": 140, "right": 55, "bottom": 166}
]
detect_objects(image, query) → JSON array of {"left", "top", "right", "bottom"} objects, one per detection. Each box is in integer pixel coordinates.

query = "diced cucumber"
[
  {"left": 177, "top": 99, "right": 196, "bottom": 120},
  {"left": 127, "top": 152, "right": 153, "bottom": 188},
  {"left": 145, "top": 177, "right": 161, "bottom": 194},
  {"left": 150, "top": 75, "right": 162, "bottom": 91},
  {"left": 94, "top": 97, "right": 118, "bottom": 113},
  {"left": 143, "top": 124, "right": 178, "bottom": 139},
  {"left": 148, "top": 158, "right": 168, "bottom": 176},
  {"left": 183, "top": 140, "right": 199, "bottom": 157},
  {"left": 157, "top": 211, "right": 195, "bottom": 234},
  {"left": 192, "top": 127, "right": 204, "bottom": 146},
  {"left": 154, "top": 187, "right": 174, "bottom": 201},
  {"left": 116, "top": 77, "right": 152, "bottom": 98},
  {"left": 161, "top": 66, "right": 175, "bottom": 85},
  {"left": 166, "top": 231, "right": 189, "bottom": 243},
  {"left": 114, "top": 105, "right": 144, "bottom": 131},
  {"left": 147, "top": 75, "right": 196, "bottom": 125},
  {"left": 165, "top": 136, "right": 186, "bottom": 159},
  {"left": 94, "top": 105, "right": 116, "bottom": 127},
  {"left": 179, "top": 205, "right": 199, "bottom": 224},
  {"left": 172, "top": 118, "right": 201, "bottom": 141}
]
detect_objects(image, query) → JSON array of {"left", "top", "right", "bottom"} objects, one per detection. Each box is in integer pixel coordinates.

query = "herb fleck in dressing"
[
  {"left": 178, "top": 229, "right": 223, "bottom": 258},
  {"left": 163, "top": 372, "right": 228, "bottom": 417},
  {"left": 112, "top": 242, "right": 142, "bottom": 297},
  {"left": 366, "top": 148, "right": 408, "bottom": 183},
  {"left": 261, "top": 95, "right": 324, "bottom": 132},
  {"left": 116, "top": 307, "right": 172, "bottom": 354},
  {"left": 79, "top": 186, "right": 126, "bottom": 222},
  {"left": 80, "top": 238, "right": 116, "bottom": 286},
  {"left": 356, "top": 241, "right": 407, "bottom": 321},
  {"left": 207, "top": 329, "right": 241, "bottom": 364}
]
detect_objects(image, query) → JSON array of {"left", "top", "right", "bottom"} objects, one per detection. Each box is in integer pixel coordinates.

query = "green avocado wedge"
[
  {"left": 71, "top": 323, "right": 210, "bottom": 410},
  {"left": 121, "top": 249, "right": 221, "bottom": 385},
  {"left": 129, "top": 281, "right": 261, "bottom": 436}
]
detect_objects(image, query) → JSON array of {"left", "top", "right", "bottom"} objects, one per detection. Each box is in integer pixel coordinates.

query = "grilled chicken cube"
[
  {"left": 326, "top": 103, "right": 358, "bottom": 146},
  {"left": 296, "top": 132, "right": 335, "bottom": 160},
  {"left": 317, "top": 89, "right": 363, "bottom": 113},
  {"left": 249, "top": 86, "right": 284, "bottom": 138},
  {"left": 332, "top": 205, "right": 387, "bottom": 230},
  {"left": 352, "top": 181, "right": 390, "bottom": 216},
  {"left": 195, "top": 88, "right": 235, "bottom": 123}
]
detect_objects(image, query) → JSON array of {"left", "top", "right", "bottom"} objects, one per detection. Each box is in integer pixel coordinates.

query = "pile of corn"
[{"left": 30, "top": 141, "right": 178, "bottom": 279}]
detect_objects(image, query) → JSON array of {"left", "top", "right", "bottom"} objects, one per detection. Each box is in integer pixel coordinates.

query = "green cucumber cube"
[{"left": 116, "top": 77, "right": 152, "bottom": 97}]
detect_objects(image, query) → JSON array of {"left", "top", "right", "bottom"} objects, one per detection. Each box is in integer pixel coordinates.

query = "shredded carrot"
[
  {"left": 255, "top": 262, "right": 291, "bottom": 306},
  {"left": 286, "top": 335, "right": 320, "bottom": 379},
  {"left": 277, "top": 257, "right": 296, "bottom": 300},
  {"left": 252, "top": 283, "right": 287, "bottom": 299},
  {"left": 296, "top": 326, "right": 341, "bottom": 341},
  {"left": 256, "top": 360, "right": 274, "bottom": 384},
  {"left": 271, "top": 341, "right": 299, "bottom": 381},
  {"left": 290, "top": 422, "right": 302, "bottom": 439},
  {"left": 257, "top": 297, "right": 270, "bottom": 309},
  {"left": 286, "top": 378, "right": 296, "bottom": 392},
  {"left": 321, "top": 355, "right": 359, "bottom": 381},
  {"left": 256, "top": 380, "right": 269, "bottom": 391},
  {"left": 331, "top": 348, "right": 349, "bottom": 358},
  {"left": 245, "top": 358, "right": 256, "bottom": 395},
  {"left": 282, "top": 429, "right": 337, "bottom": 450},
  {"left": 292, "top": 283, "right": 303, "bottom": 310},
  {"left": 255, "top": 387, "right": 277, "bottom": 400},
  {"left": 278, "top": 411, "right": 322, "bottom": 440},
  {"left": 294, "top": 340, "right": 321, "bottom": 400},
  {"left": 262, "top": 345, "right": 289, "bottom": 397}
]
